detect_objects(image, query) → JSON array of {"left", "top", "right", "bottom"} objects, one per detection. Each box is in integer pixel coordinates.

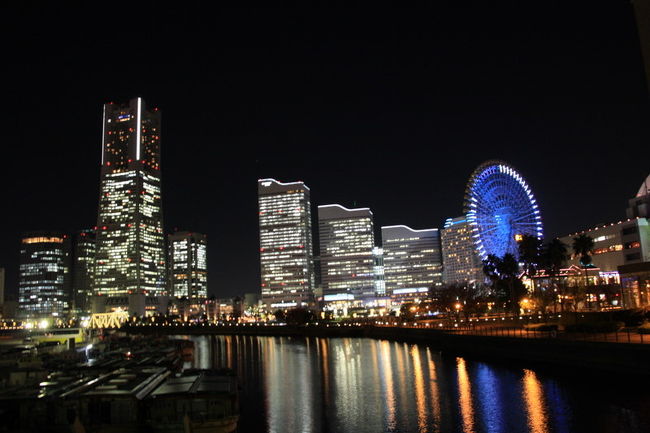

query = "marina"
[{"left": 0, "top": 332, "right": 239, "bottom": 433}]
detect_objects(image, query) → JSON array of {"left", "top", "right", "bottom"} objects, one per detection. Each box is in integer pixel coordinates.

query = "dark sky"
[{"left": 1, "top": 2, "right": 649, "bottom": 298}]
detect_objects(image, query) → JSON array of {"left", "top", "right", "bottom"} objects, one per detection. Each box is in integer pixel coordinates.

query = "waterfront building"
[
  {"left": 558, "top": 218, "right": 650, "bottom": 278},
  {"left": 168, "top": 231, "right": 208, "bottom": 301},
  {"left": 318, "top": 204, "right": 375, "bottom": 300},
  {"left": 94, "top": 97, "right": 166, "bottom": 297},
  {"left": 18, "top": 232, "right": 71, "bottom": 318},
  {"left": 373, "top": 247, "right": 386, "bottom": 296},
  {"left": 70, "top": 229, "right": 96, "bottom": 315},
  {"left": 381, "top": 225, "right": 442, "bottom": 301},
  {"left": 627, "top": 174, "right": 650, "bottom": 219},
  {"left": 258, "top": 178, "right": 314, "bottom": 309},
  {"left": 441, "top": 216, "right": 484, "bottom": 285}
]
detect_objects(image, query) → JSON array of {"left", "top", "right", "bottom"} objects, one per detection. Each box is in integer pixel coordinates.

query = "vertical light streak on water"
[
  {"left": 522, "top": 369, "right": 549, "bottom": 433},
  {"left": 394, "top": 342, "right": 410, "bottom": 420},
  {"left": 225, "top": 335, "right": 233, "bottom": 369},
  {"left": 319, "top": 338, "right": 330, "bottom": 407},
  {"left": 411, "top": 345, "right": 429, "bottom": 433},
  {"left": 379, "top": 340, "right": 397, "bottom": 430},
  {"left": 426, "top": 349, "right": 442, "bottom": 433},
  {"left": 473, "top": 363, "right": 505, "bottom": 433},
  {"left": 334, "top": 338, "right": 363, "bottom": 429},
  {"left": 268, "top": 336, "right": 316, "bottom": 433},
  {"left": 457, "top": 357, "right": 476, "bottom": 433}
]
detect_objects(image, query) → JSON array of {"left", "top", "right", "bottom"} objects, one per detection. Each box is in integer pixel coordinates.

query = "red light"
[
  {"left": 102, "top": 226, "right": 107, "bottom": 230},
  {"left": 260, "top": 248, "right": 264, "bottom": 252},
  {"left": 106, "top": 162, "right": 111, "bottom": 166}
]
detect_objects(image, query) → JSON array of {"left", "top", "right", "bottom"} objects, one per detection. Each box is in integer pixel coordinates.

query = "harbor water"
[{"left": 182, "top": 334, "right": 650, "bottom": 433}]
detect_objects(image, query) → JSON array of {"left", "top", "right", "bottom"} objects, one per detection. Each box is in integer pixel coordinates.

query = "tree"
[
  {"left": 518, "top": 235, "right": 543, "bottom": 281},
  {"left": 482, "top": 253, "right": 524, "bottom": 314},
  {"left": 572, "top": 234, "right": 595, "bottom": 268},
  {"left": 572, "top": 234, "right": 595, "bottom": 309},
  {"left": 541, "top": 239, "right": 569, "bottom": 312},
  {"left": 517, "top": 235, "right": 543, "bottom": 307},
  {"left": 285, "top": 308, "right": 317, "bottom": 325}
]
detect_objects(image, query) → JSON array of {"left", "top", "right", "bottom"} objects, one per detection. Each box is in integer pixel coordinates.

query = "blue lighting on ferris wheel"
[{"left": 464, "top": 161, "right": 543, "bottom": 260}]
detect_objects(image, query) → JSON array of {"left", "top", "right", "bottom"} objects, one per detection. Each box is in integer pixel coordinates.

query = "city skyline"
[{"left": 2, "top": 3, "right": 650, "bottom": 298}]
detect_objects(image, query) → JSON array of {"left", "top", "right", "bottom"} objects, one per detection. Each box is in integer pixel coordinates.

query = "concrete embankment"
[{"left": 125, "top": 325, "right": 650, "bottom": 375}]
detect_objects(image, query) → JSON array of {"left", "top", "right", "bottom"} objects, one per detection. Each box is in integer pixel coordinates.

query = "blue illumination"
[{"left": 464, "top": 160, "right": 543, "bottom": 260}]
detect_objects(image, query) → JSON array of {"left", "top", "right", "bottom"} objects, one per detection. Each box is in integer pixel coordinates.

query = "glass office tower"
[
  {"left": 94, "top": 98, "right": 166, "bottom": 296},
  {"left": 441, "top": 216, "right": 484, "bottom": 285},
  {"left": 318, "top": 204, "right": 375, "bottom": 299},
  {"left": 18, "top": 232, "right": 71, "bottom": 318},
  {"left": 168, "top": 231, "right": 208, "bottom": 301},
  {"left": 381, "top": 225, "right": 442, "bottom": 297},
  {"left": 71, "top": 229, "right": 96, "bottom": 314},
  {"left": 258, "top": 178, "right": 314, "bottom": 309}
]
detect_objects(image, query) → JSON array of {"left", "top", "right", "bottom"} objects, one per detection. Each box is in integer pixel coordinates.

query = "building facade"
[
  {"left": 258, "top": 178, "right": 314, "bottom": 309},
  {"left": 558, "top": 218, "right": 650, "bottom": 276},
  {"left": 71, "top": 229, "right": 96, "bottom": 315},
  {"left": 318, "top": 204, "right": 375, "bottom": 299},
  {"left": 18, "top": 232, "right": 71, "bottom": 318},
  {"left": 381, "top": 225, "right": 442, "bottom": 299},
  {"left": 441, "top": 216, "right": 484, "bottom": 285},
  {"left": 627, "top": 174, "right": 650, "bottom": 219},
  {"left": 94, "top": 98, "right": 166, "bottom": 297},
  {"left": 168, "top": 231, "right": 208, "bottom": 301}
]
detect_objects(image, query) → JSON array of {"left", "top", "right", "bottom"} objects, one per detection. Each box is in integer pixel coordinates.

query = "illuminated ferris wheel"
[{"left": 464, "top": 160, "right": 543, "bottom": 260}]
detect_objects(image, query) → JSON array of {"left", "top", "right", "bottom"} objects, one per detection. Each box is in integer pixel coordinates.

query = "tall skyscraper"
[
  {"left": 71, "top": 229, "right": 96, "bottom": 314},
  {"left": 318, "top": 204, "right": 375, "bottom": 299},
  {"left": 381, "top": 225, "right": 442, "bottom": 297},
  {"left": 18, "top": 232, "right": 71, "bottom": 318},
  {"left": 258, "top": 178, "right": 314, "bottom": 309},
  {"left": 168, "top": 231, "right": 208, "bottom": 301},
  {"left": 441, "top": 216, "right": 484, "bottom": 285},
  {"left": 94, "top": 97, "right": 166, "bottom": 297}
]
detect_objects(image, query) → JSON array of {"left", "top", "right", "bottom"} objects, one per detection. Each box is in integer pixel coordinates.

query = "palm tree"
[
  {"left": 541, "top": 239, "right": 569, "bottom": 312},
  {"left": 572, "top": 234, "right": 595, "bottom": 309},
  {"left": 518, "top": 234, "right": 543, "bottom": 292},
  {"left": 482, "top": 253, "right": 522, "bottom": 314}
]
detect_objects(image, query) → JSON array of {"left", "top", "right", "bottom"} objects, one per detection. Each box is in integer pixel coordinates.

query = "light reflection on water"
[{"left": 184, "top": 335, "right": 650, "bottom": 433}]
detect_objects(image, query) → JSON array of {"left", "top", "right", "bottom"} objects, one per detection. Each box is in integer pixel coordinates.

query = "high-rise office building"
[
  {"left": 258, "top": 178, "right": 314, "bottom": 309},
  {"left": 94, "top": 97, "right": 166, "bottom": 297},
  {"left": 168, "top": 231, "right": 208, "bottom": 301},
  {"left": 18, "top": 232, "right": 71, "bottom": 318},
  {"left": 441, "top": 216, "right": 484, "bottom": 285},
  {"left": 71, "top": 229, "right": 96, "bottom": 314},
  {"left": 381, "top": 225, "right": 442, "bottom": 297},
  {"left": 372, "top": 247, "right": 386, "bottom": 296},
  {"left": 318, "top": 204, "right": 375, "bottom": 299}
]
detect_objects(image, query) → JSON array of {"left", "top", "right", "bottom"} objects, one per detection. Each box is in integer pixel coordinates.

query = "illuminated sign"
[{"left": 323, "top": 293, "right": 355, "bottom": 301}]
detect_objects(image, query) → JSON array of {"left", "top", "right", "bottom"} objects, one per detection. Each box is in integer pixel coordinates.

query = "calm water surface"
[{"left": 180, "top": 335, "right": 650, "bottom": 433}]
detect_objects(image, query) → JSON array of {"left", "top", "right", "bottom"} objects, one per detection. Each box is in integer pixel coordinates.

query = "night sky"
[{"left": 1, "top": 3, "right": 649, "bottom": 299}]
